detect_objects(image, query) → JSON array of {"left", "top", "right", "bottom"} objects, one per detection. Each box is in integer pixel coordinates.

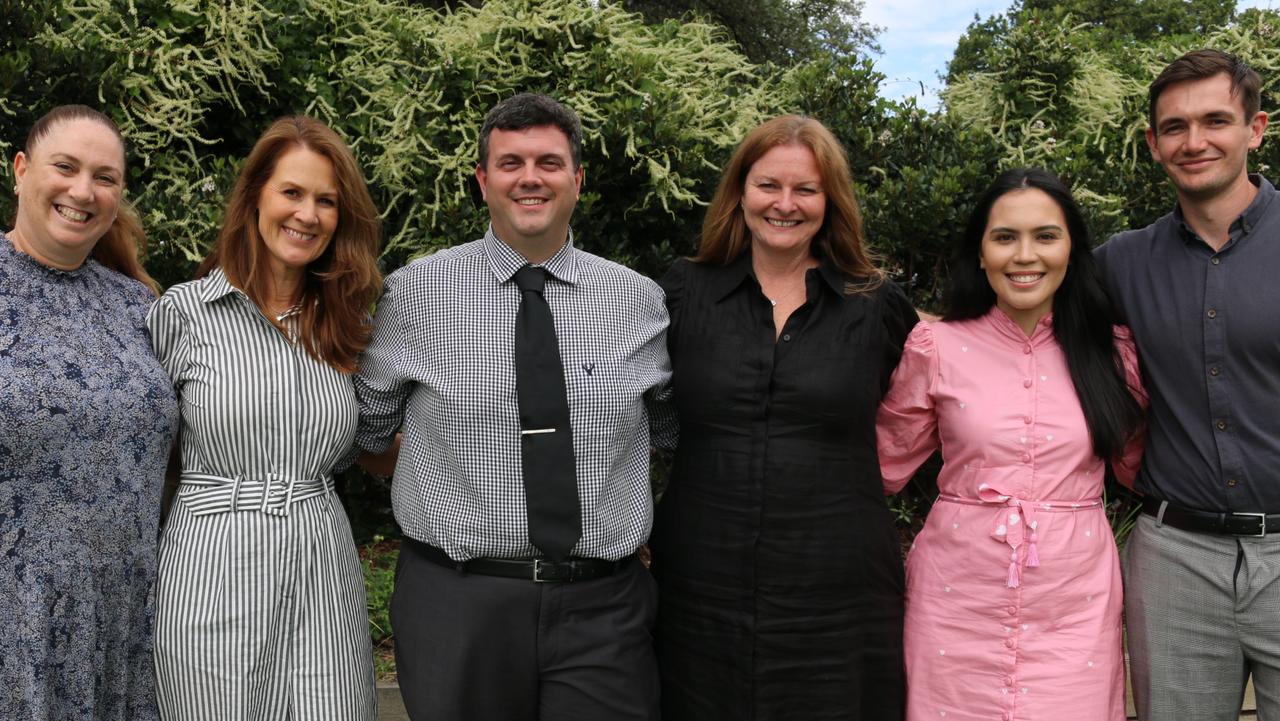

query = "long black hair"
[{"left": 944, "top": 168, "right": 1143, "bottom": 460}]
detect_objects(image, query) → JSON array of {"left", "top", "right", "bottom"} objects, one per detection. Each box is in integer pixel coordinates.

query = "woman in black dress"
[{"left": 652, "top": 115, "right": 916, "bottom": 720}]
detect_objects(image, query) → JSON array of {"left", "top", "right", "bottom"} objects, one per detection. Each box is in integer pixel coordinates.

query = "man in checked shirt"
[{"left": 353, "top": 93, "right": 673, "bottom": 721}]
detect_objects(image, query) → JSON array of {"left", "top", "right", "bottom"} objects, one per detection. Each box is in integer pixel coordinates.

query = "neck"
[
  {"left": 496, "top": 226, "right": 569, "bottom": 265},
  {"left": 7, "top": 226, "right": 90, "bottom": 271},
  {"left": 266, "top": 267, "right": 304, "bottom": 313},
  {"left": 751, "top": 242, "right": 817, "bottom": 282},
  {"left": 1177, "top": 174, "right": 1258, "bottom": 251}
]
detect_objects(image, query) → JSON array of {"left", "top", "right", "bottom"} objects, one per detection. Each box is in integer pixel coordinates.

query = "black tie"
[{"left": 513, "top": 265, "right": 580, "bottom": 561}]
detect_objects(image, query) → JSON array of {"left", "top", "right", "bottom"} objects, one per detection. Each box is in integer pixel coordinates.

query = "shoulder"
[
  {"left": 575, "top": 249, "right": 664, "bottom": 300},
  {"left": 86, "top": 261, "right": 156, "bottom": 309},
  {"left": 387, "top": 239, "right": 487, "bottom": 287},
  {"left": 1096, "top": 212, "right": 1176, "bottom": 264}
]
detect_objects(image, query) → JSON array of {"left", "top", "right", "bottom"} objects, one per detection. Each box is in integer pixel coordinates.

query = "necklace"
[{"left": 764, "top": 282, "right": 805, "bottom": 307}]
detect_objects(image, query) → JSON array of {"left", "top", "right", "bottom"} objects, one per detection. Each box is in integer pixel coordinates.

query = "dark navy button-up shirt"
[{"left": 1096, "top": 175, "right": 1280, "bottom": 513}]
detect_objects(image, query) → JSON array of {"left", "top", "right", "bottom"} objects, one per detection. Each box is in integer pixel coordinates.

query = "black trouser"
[{"left": 391, "top": 541, "right": 660, "bottom": 721}]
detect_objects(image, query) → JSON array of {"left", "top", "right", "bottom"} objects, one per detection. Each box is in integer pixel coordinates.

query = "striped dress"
[{"left": 146, "top": 268, "right": 376, "bottom": 721}]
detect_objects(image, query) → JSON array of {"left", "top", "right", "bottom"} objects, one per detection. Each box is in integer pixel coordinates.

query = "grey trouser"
[{"left": 1124, "top": 512, "right": 1280, "bottom": 721}]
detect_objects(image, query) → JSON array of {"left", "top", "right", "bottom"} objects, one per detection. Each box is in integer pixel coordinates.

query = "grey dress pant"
[{"left": 1125, "top": 513, "right": 1280, "bottom": 721}]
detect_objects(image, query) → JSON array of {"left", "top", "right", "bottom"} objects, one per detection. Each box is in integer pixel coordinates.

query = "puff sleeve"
[
  {"left": 876, "top": 320, "right": 940, "bottom": 494},
  {"left": 145, "top": 292, "right": 192, "bottom": 389}
]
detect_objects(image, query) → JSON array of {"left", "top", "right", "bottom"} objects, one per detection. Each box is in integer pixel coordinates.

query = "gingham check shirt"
[{"left": 354, "top": 228, "right": 673, "bottom": 561}]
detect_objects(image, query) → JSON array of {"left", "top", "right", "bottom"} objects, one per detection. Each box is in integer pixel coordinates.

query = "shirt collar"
[
  {"left": 482, "top": 226, "right": 580, "bottom": 285},
  {"left": 198, "top": 266, "right": 241, "bottom": 303},
  {"left": 1173, "top": 173, "right": 1275, "bottom": 246},
  {"left": 704, "top": 250, "right": 850, "bottom": 302}
]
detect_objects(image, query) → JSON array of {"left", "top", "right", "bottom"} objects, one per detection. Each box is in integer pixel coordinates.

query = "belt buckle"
[
  {"left": 1234, "top": 512, "right": 1267, "bottom": 537},
  {"left": 532, "top": 559, "right": 557, "bottom": 583}
]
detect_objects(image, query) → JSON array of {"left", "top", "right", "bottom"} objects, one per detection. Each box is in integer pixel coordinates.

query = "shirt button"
[
  {"left": 1217, "top": 420, "right": 1228, "bottom": 430},
  {"left": 1003, "top": 714, "right": 1012, "bottom": 721},
  {"left": 1004, "top": 676, "right": 1014, "bottom": 686},
  {"left": 1020, "top": 453, "right": 1031, "bottom": 463},
  {"left": 1023, "top": 379, "right": 1033, "bottom": 388},
  {"left": 1023, "top": 345, "right": 1032, "bottom": 354},
  {"left": 1007, "top": 605, "right": 1017, "bottom": 615},
  {"left": 1227, "top": 478, "right": 1238, "bottom": 487},
  {"left": 1209, "top": 366, "right": 1221, "bottom": 376},
  {"left": 1005, "top": 638, "right": 1016, "bottom": 649},
  {"left": 782, "top": 333, "right": 792, "bottom": 342},
  {"left": 1023, "top": 416, "right": 1032, "bottom": 424},
  {"left": 1207, "top": 309, "right": 1218, "bottom": 319},
  {"left": 1211, "top": 257, "right": 1221, "bottom": 265}
]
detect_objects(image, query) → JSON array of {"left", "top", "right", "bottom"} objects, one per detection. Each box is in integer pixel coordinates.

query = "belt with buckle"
[
  {"left": 405, "top": 537, "right": 633, "bottom": 582},
  {"left": 1141, "top": 496, "right": 1280, "bottom": 537}
]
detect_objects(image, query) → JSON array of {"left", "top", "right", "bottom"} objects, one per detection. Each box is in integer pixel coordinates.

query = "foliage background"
[{"left": 3, "top": 0, "right": 1279, "bottom": 545}]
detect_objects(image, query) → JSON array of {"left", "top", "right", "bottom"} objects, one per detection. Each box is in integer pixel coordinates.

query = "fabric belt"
[
  {"left": 941, "top": 486, "right": 1103, "bottom": 588},
  {"left": 1141, "top": 496, "right": 1280, "bottom": 537},
  {"left": 403, "top": 537, "right": 632, "bottom": 583},
  {"left": 178, "top": 471, "right": 333, "bottom": 517}
]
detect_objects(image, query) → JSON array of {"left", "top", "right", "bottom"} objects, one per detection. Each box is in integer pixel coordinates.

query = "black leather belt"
[
  {"left": 404, "top": 537, "right": 633, "bottom": 582},
  {"left": 1141, "top": 496, "right": 1280, "bottom": 537}
]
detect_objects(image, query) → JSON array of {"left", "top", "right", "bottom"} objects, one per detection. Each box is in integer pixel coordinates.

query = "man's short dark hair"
[
  {"left": 1148, "top": 49, "right": 1262, "bottom": 131},
  {"left": 478, "top": 93, "right": 583, "bottom": 169}
]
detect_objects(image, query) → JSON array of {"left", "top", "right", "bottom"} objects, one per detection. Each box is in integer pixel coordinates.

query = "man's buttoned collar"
[
  {"left": 1174, "top": 173, "right": 1277, "bottom": 248},
  {"left": 482, "top": 226, "right": 580, "bottom": 286}
]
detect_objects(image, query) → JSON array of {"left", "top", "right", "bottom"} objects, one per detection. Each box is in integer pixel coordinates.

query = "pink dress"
[{"left": 876, "top": 310, "right": 1145, "bottom": 721}]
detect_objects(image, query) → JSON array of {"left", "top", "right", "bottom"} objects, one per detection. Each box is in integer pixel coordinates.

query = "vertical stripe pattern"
[{"left": 146, "top": 268, "right": 376, "bottom": 721}]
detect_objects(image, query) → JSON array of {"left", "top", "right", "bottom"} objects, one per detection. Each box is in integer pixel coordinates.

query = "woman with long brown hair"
[
  {"left": 651, "top": 115, "right": 917, "bottom": 720},
  {"left": 1, "top": 105, "right": 178, "bottom": 720},
  {"left": 147, "top": 116, "right": 382, "bottom": 720}
]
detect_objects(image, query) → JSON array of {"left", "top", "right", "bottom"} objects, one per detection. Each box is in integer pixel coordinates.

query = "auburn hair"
[
  {"left": 197, "top": 116, "right": 382, "bottom": 373},
  {"left": 696, "top": 114, "right": 883, "bottom": 287}
]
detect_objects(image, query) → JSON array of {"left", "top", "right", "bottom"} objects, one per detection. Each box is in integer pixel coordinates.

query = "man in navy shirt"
[{"left": 1096, "top": 49, "right": 1277, "bottom": 721}]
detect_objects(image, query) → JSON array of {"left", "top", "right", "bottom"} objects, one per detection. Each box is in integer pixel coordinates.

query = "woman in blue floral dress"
[{"left": 0, "top": 105, "right": 178, "bottom": 720}]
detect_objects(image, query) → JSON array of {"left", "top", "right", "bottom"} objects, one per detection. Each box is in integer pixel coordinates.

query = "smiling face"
[
  {"left": 255, "top": 146, "right": 339, "bottom": 287},
  {"left": 11, "top": 117, "right": 125, "bottom": 269},
  {"left": 741, "top": 143, "right": 825, "bottom": 260},
  {"left": 980, "top": 188, "right": 1072, "bottom": 335},
  {"left": 1147, "top": 72, "right": 1268, "bottom": 203},
  {"left": 475, "top": 125, "right": 583, "bottom": 263}
]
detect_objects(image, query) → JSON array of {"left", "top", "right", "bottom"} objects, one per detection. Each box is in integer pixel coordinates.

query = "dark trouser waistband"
[
  {"left": 402, "top": 537, "right": 634, "bottom": 582},
  {"left": 1141, "top": 496, "right": 1280, "bottom": 537}
]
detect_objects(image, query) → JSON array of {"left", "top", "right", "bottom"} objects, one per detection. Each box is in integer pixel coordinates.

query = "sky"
[{"left": 864, "top": 0, "right": 1277, "bottom": 110}]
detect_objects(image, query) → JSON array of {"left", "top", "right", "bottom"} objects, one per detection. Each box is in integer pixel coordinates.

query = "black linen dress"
[{"left": 652, "top": 254, "right": 915, "bottom": 721}]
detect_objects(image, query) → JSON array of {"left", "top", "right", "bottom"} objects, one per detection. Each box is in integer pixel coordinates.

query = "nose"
[
  {"left": 517, "top": 160, "right": 543, "bottom": 187},
  {"left": 1185, "top": 124, "right": 1209, "bottom": 152},
  {"left": 68, "top": 171, "right": 94, "bottom": 202},
  {"left": 774, "top": 189, "right": 798, "bottom": 213},
  {"left": 1012, "top": 238, "right": 1036, "bottom": 263},
  {"left": 294, "top": 198, "right": 320, "bottom": 226}
]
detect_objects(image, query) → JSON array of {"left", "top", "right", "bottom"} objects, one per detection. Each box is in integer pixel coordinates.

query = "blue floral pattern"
[{"left": 0, "top": 233, "right": 178, "bottom": 720}]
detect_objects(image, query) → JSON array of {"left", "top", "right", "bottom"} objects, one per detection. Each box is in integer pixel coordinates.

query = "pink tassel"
[
  {"left": 1007, "top": 562, "right": 1020, "bottom": 588},
  {"left": 1026, "top": 532, "right": 1040, "bottom": 568}
]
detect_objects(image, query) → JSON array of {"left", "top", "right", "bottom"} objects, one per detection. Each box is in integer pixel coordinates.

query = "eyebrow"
[
  {"left": 988, "top": 224, "right": 1064, "bottom": 233},
  {"left": 47, "top": 152, "right": 123, "bottom": 175}
]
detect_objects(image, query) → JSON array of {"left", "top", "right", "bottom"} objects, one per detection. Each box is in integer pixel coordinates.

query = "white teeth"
[
  {"left": 55, "top": 205, "right": 89, "bottom": 222},
  {"left": 766, "top": 219, "right": 801, "bottom": 227},
  {"left": 1009, "top": 274, "right": 1043, "bottom": 283},
  {"left": 282, "top": 227, "right": 315, "bottom": 241},
  {"left": 517, "top": 198, "right": 546, "bottom": 205}
]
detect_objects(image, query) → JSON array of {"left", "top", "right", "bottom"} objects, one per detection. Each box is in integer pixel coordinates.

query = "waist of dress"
[
  {"left": 178, "top": 471, "right": 333, "bottom": 517},
  {"left": 936, "top": 491, "right": 1103, "bottom": 588}
]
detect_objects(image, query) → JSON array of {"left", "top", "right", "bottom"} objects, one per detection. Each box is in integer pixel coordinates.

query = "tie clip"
[{"left": 521, "top": 428, "right": 557, "bottom": 435}]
